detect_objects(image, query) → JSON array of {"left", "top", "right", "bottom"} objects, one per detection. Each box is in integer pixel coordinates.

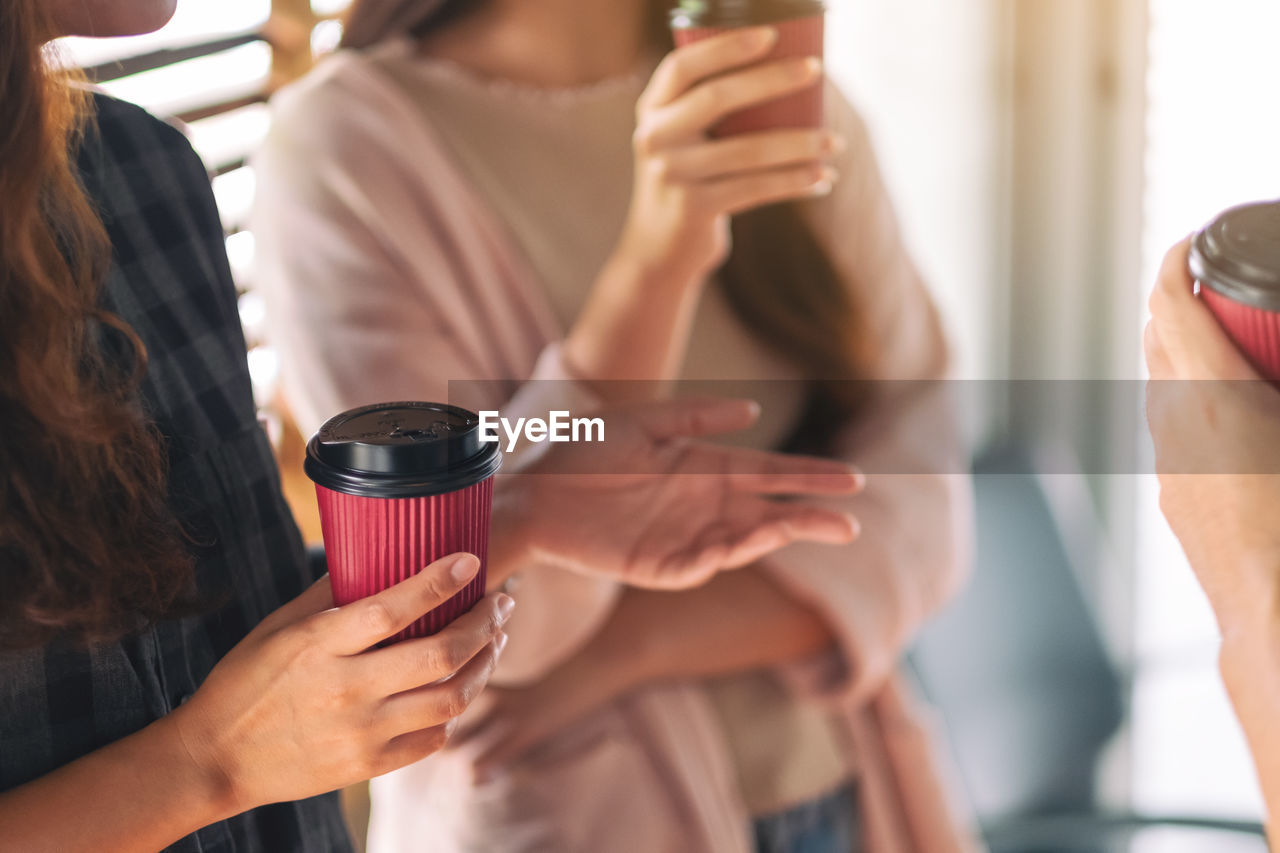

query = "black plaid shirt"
[{"left": 0, "top": 95, "right": 353, "bottom": 852}]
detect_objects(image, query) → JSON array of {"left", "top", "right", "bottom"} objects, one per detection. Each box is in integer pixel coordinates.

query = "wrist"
[
  {"left": 162, "top": 701, "right": 244, "bottom": 821},
  {"left": 488, "top": 475, "right": 537, "bottom": 590}
]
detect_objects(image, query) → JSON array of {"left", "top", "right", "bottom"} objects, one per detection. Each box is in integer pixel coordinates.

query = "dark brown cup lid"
[
  {"left": 1190, "top": 199, "right": 1280, "bottom": 311},
  {"left": 305, "top": 402, "right": 501, "bottom": 499},
  {"left": 671, "top": 0, "right": 826, "bottom": 29}
]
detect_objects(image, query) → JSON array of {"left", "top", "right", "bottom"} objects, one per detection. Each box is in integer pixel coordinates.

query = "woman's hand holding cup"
[
  {"left": 168, "top": 553, "right": 512, "bottom": 816},
  {"left": 1145, "top": 237, "right": 1280, "bottom": 635},
  {"left": 563, "top": 28, "right": 839, "bottom": 390},
  {"left": 1147, "top": 232, "right": 1280, "bottom": 833},
  {"left": 618, "top": 26, "right": 839, "bottom": 285}
]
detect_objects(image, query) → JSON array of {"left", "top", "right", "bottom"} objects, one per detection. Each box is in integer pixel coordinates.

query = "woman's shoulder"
[
  {"left": 80, "top": 93, "right": 222, "bottom": 242},
  {"left": 91, "top": 92, "right": 186, "bottom": 144},
  {"left": 88, "top": 92, "right": 207, "bottom": 180},
  {"left": 269, "top": 46, "right": 417, "bottom": 137},
  {"left": 267, "top": 51, "right": 453, "bottom": 190}
]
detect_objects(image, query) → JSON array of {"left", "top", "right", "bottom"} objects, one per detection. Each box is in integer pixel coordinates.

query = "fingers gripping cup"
[
  {"left": 1190, "top": 200, "right": 1280, "bottom": 381},
  {"left": 670, "top": 0, "right": 826, "bottom": 137},
  {"left": 305, "top": 403, "right": 501, "bottom": 643}
]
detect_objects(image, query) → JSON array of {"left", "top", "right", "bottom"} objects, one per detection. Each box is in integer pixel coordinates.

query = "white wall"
[{"left": 825, "top": 0, "right": 1003, "bottom": 382}]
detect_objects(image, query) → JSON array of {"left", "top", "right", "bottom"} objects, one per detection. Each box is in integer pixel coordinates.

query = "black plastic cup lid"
[
  {"left": 671, "top": 0, "right": 826, "bottom": 29},
  {"left": 305, "top": 402, "right": 501, "bottom": 499},
  {"left": 1190, "top": 200, "right": 1280, "bottom": 311}
]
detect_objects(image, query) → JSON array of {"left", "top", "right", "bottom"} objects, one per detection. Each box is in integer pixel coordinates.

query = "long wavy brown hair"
[
  {"left": 341, "top": 0, "right": 871, "bottom": 452},
  {"left": 0, "top": 2, "right": 195, "bottom": 649}
]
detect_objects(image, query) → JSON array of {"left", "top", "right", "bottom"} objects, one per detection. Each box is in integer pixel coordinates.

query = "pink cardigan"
[{"left": 253, "top": 44, "right": 978, "bottom": 853}]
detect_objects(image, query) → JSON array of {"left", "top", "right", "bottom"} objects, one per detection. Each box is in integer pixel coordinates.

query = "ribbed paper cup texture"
[
  {"left": 315, "top": 476, "right": 493, "bottom": 643},
  {"left": 673, "top": 15, "right": 824, "bottom": 137},
  {"left": 1201, "top": 287, "right": 1280, "bottom": 382}
]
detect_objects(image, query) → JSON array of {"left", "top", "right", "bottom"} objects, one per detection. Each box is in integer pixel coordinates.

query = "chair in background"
[{"left": 910, "top": 444, "right": 1267, "bottom": 853}]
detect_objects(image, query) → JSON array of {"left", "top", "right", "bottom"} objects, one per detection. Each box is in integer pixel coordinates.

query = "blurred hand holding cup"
[
  {"left": 1190, "top": 199, "right": 1280, "bottom": 381},
  {"left": 670, "top": 0, "right": 827, "bottom": 136}
]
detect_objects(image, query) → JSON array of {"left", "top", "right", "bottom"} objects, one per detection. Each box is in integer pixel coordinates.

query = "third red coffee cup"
[
  {"left": 305, "top": 402, "right": 501, "bottom": 643},
  {"left": 1190, "top": 200, "right": 1280, "bottom": 381},
  {"left": 670, "top": 0, "right": 826, "bottom": 137}
]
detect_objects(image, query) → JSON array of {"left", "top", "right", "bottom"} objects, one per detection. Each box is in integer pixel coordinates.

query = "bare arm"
[
  {"left": 0, "top": 556, "right": 508, "bottom": 851},
  {"left": 461, "top": 566, "right": 835, "bottom": 771},
  {"left": 603, "top": 568, "right": 835, "bottom": 682},
  {"left": 1146, "top": 238, "right": 1280, "bottom": 842},
  {"left": 0, "top": 714, "right": 230, "bottom": 852},
  {"left": 1218, "top": 595, "right": 1280, "bottom": 844}
]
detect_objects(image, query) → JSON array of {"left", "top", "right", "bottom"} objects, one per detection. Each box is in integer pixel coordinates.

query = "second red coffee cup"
[
  {"left": 1190, "top": 200, "right": 1280, "bottom": 381},
  {"left": 305, "top": 402, "right": 501, "bottom": 643},
  {"left": 670, "top": 0, "right": 826, "bottom": 137}
]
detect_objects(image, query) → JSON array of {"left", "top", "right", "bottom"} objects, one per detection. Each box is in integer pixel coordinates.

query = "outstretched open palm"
[{"left": 497, "top": 398, "right": 862, "bottom": 590}]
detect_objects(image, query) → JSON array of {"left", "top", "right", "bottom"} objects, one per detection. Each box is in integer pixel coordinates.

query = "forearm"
[
  {"left": 0, "top": 710, "right": 234, "bottom": 852},
  {"left": 486, "top": 471, "right": 542, "bottom": 592},
  {"left": 562, "top": 254, "right": 702, "bottom": 397},
  {"left": 600, "top": 567, "right": 836, "bottom": 686},
  {"left": 1218, "top": 607, "right": 1280, "bottom": 844}
]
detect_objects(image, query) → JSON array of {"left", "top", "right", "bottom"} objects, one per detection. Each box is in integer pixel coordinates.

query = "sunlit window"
[
  {"left": 96, "top": 42, "right": 272, "bottom": 118},
  {"left": 187, "top": 103, "right": 273, "bottom": 173},
  {"left": 56, "top": 0, "right": 270, "bottom": 69},
  {"left": 55, "top": 0, "right": 353, "bottom": 412},
  {"left": 311, "top": 0, "right": 352, "bottom": 17}
]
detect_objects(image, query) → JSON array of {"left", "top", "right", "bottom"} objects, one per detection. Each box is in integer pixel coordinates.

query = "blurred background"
[{"left": 59, "top": 0, "right": 1280, "bottom": 849}]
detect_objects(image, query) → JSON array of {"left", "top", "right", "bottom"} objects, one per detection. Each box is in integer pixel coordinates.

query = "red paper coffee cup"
[
  {"left": 305, "top": 402, "right": 501, "bottom": 643},
  {"left": 1189, "top": 200, "right": 1280, "bottom": 381},
  {"left": 671, "top": 1, "right": 825, "bottom": 137}
]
